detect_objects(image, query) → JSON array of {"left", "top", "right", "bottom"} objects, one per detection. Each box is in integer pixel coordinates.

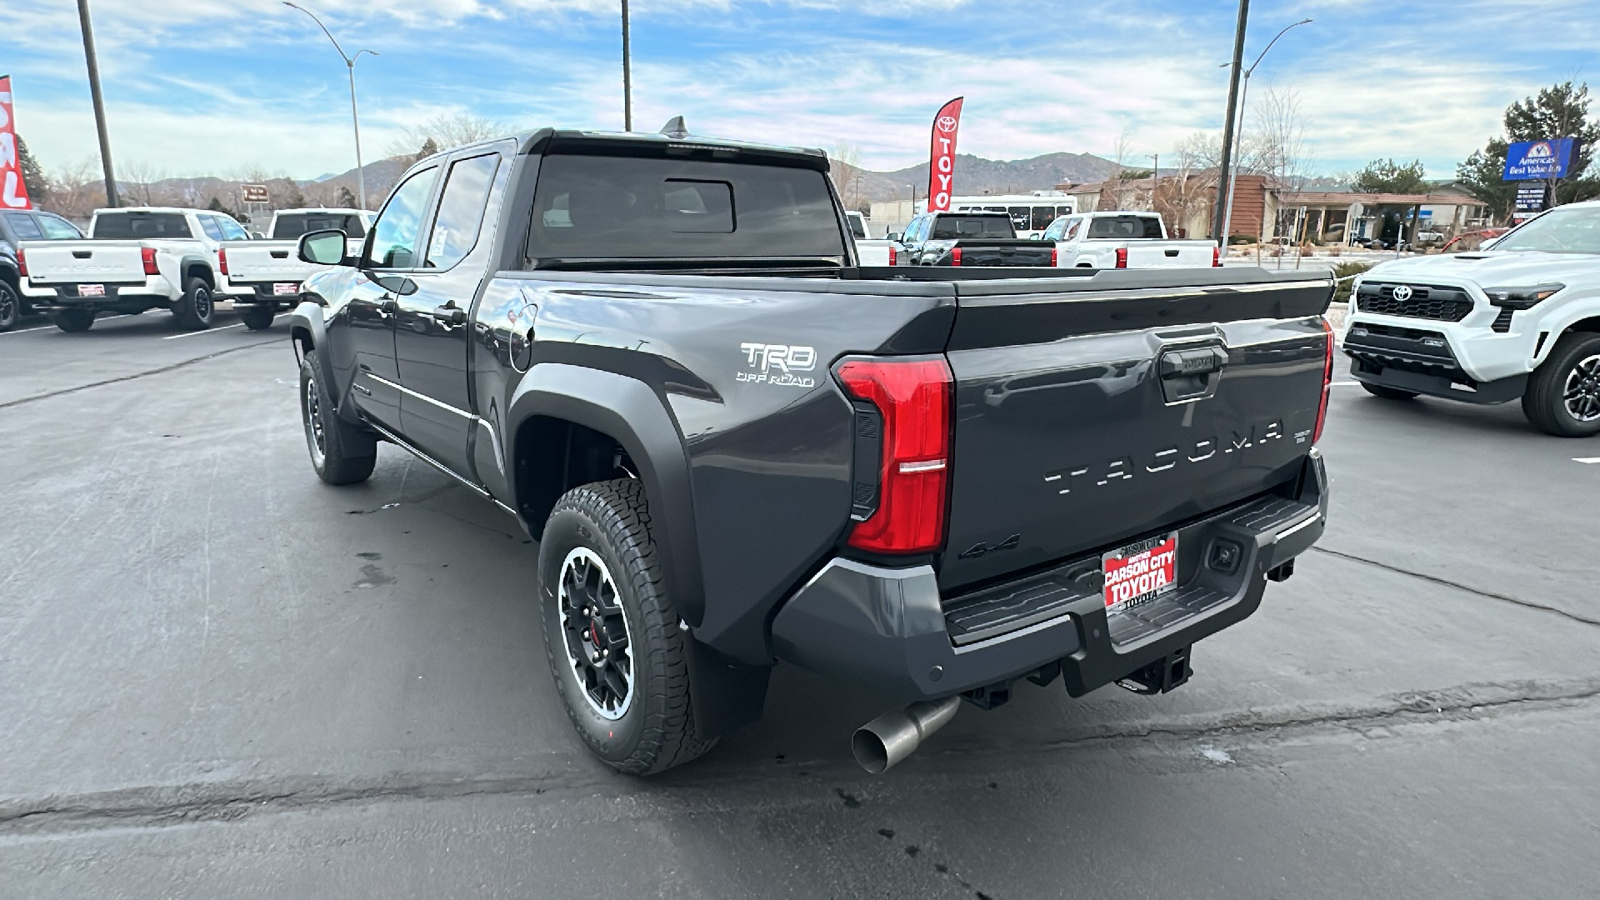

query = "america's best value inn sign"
[{"left": 1502, "top": 138, "right": 1576, "bottom": 181}]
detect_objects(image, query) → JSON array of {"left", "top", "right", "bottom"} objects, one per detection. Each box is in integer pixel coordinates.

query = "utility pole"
[
  {"left": 76, "top": 0, "right": 118, "bottom": 207},
  {"left": 1147, "top": 152, "right": 1159, "bottom": 212},
  {"left": 621, "top": 0, "right": 633, "bottom": 131},
  {"left": 1212, "top": 0, "right": 1249, "bottom": 242}
]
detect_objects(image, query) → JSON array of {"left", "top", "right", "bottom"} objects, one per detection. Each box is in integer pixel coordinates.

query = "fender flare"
[
  {"left": 506, "top": 363, "right": 706, "bottom": 629},
  {"left": 286, "top": 301, "right": 340, "bottom": 406},
  {"left": 178, "top": 256, "right": 216, "bottom": 289},
  {"left": 1532, "top": 297, "right": 1600, "bottom": 368}
]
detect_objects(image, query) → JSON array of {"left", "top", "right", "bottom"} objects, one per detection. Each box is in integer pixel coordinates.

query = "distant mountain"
[{"left": 839, "top": 152, "right": 1123, "bottom": 205}]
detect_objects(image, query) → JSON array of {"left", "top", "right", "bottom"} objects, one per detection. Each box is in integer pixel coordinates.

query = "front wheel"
[
  {"left": 0, "top": 280, "right": 19, "bottom": 332},
  {"left": 1523, "top": 332, "right": 1600, "bottom": 437},
  {"left": 238, "top": 306, "right": 275, "bottom": 331},
  {"left": 51, "top": 309, "right": 96, "bottom": 332},
  {"left": 299, "top": 356, "right": 377, "bottom": 484},
  {"left": 538, "top": 479, "right": 716, "bottom": 775},
  {"left": 172, "top": 276, "right": 215, "bottom": 330},
  {"left": 1360, "top": 382, "right": 1418, "bottom": 401}
]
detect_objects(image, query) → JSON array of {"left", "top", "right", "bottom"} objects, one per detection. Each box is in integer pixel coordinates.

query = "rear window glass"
[
  {"left": 527, "top": 152, "right": 845, "bottom": 260},
  {"left": 93, "top": 213, "right": 191, "bottom": 239},
  {"left": 929, "top": 216, "right": 1015, "bottom": 239},
  {"left": 846, "top": 213, "right": 867, "bottom": 239},
  {"left": 272, "top": 214, "right": 369, "bottom": 240},
  {"left": 1087, "top": 216, "right": 1164, "bottom": 239}
]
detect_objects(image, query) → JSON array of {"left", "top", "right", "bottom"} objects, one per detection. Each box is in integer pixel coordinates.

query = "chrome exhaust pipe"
[{"left": 851, "top": 696, "right": 961, "bottom": 774}]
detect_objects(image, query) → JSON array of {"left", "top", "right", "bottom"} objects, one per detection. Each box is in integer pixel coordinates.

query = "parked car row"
[
  {"left": 7, "top": 204, "right": 373, "bottom": 333},
  {"left": 853, "top": 209, "right": 1221, "bottom": 271}
]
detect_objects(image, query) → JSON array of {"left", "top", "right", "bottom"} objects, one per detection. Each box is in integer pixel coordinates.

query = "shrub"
[{"left": 1331, "top": 260, "right": 1374, "bottom": 304}]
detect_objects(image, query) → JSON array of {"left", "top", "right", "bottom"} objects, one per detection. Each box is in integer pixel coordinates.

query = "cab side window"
[
  {"left": 37, "top": 213, "right": 83, "bottom": 239},
  {"left": 365, "top": 167, "right": 439, "bottom": 269},
  {"left": 5, "top": 212, "right": 43, "bottom": 240},
  {"left": 217, "top": 217, "right": 249, "bottom": 241},
  {"left": 424, "top": 153, "right": 501, "bottom": 270},
  {"left": 198, "top": 216, "right": 225, "bottom": 241}
]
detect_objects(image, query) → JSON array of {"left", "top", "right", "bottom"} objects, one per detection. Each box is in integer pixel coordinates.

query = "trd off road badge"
[{"left": 738, "top": 342, "right": 817, "bottom": 388}]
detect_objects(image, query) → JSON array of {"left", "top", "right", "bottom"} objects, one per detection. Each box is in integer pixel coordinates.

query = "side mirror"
[
  {"left": 298, "top": 229, "right": 351, "bottom": 266},
  {"left": 886, "top": 232, "right": 903, "bottom": 242},
  {"left": 249, "top": 231, "right": 266, "bottom": 240}
]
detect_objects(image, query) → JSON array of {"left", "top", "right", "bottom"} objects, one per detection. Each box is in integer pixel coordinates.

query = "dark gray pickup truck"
[
  {"left": 891, "top": 211, "right": 1059, "bottom": 267},
  {"left": 288, "top": 124, "right": 1334, "bottom": 775}
]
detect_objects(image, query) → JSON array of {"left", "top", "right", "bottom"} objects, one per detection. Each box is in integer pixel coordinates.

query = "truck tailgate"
[
  {"left": 222, "top": 241, "right": 315, "bottom": 283},
  {"left": 938, "top": 272, "right": 1330, "bottom": 592},
  {"left": 953, "top": 240, "right": 1055, "bottom": 267},
  {"left": 20, "top": 241, "right": 146, "bottom": 282},
  {"left": 1122, "top": 242, "right": 1216, "bottom": 268}
]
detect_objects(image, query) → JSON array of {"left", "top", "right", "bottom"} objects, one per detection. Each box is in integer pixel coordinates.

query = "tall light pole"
[
  {"left": 1218, "top": 17, "right": 1313, "bottom": 243},
  {"left": 75, "top": 0, "right": 118, "bottom": 207},
  {"left": 1147, "top": 152, "right": 1159, "bottom": 212},
  {"left": 284, "top": 2, "right": 377, "bottom": 209},
  {"left": 621, "top": 0, "right": 633, "bottom": 131}
]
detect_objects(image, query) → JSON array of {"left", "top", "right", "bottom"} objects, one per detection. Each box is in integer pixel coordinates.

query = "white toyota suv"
[{"left": 1342, "top": 200, "right": 1600, "bottom": 436}]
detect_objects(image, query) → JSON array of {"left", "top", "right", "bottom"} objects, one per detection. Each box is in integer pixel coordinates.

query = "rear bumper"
[
  {"left": 21, "top": 276, "right": 177, "bottom": 309},
  {"left": 227, "top": 281, "right": 305, "bottom": 308},
  {"left": 771, "top": 452, "right": 1328, "bottom": 705}
]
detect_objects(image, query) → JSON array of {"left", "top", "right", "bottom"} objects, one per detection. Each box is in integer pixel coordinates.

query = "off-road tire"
[
  {"left": 1522, "top": 332, "right": 1600, "bottom": 437},
  {"left": 172, "top": 275, "right": 215, "bottom": 330},
  {"left": 239, "top": 306, "right": 276, "bottom": 331},
  {"left": 538, "top": 479, "right": 716, "bottom": 775},
  {"left": 51, "top": 309, "right": 95, "bottom": 332},
  {"left": 0, "top": 279, "right": 20, "bottom": 332},
  {"left": 299, "top": 355, "right": 377, "bottom": 484},
  {"left": 1360, "top": 382, "right": 1418, "bottom": 401}
]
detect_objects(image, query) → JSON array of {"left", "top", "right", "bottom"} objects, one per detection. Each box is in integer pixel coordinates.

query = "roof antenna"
[{"left": 659, "top": 116, "right": 690, "bottom": 139}]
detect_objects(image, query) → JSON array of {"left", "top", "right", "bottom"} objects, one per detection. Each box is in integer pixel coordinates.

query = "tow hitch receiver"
[{"left": 1115, "top": 646, "right": 1193, "bottom": 695}]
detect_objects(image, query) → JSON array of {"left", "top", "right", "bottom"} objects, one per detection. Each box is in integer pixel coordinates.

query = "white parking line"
[
  {"left": 0, "top": 324, "right": 56, "bottom": 336},
  {"left": 162, "top": 323, "right": 245, "bottom": 340},
  {"left": 1575, "top": 457, "right": 1600, "bottom": 465}
]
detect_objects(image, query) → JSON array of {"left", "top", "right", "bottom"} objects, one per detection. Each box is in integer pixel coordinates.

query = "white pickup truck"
[
  {"left": 848, "top": 211, "right": 900, "bottom": 266},
  {"left": 1042, "top": 211, "right": 1220, "bottom": 269},
  {"left": 1342, "top": 199, "right": 1600, "bottom": 437},
  {"left": 218, "top": 208, "right": 373, "bottom": 330},
  {"left": 19, "top": 207, "right": 250, "bottom": 332}
]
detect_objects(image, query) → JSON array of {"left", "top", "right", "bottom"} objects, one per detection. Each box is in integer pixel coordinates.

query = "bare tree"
[
  {"left": 119, "top": 160, "right": 172, "bottom": 206},
  {"left": 1248, "top": 88, "right": 1310, "bottom": 239},
  {"left": 1157, "top": 132, "right": 1223, "bottom": 238},
  {"left": 388, "top": 113, "right": 511, "bottom": 161},
  {"left": 830, "top": 142, "right": 866, "bottom": 212},
  {"left": 43, "top": 157, "right": 105, "bottom": 220},
  {"left": 1110, "top": 127, "right": 1136, "bottom": 209}
]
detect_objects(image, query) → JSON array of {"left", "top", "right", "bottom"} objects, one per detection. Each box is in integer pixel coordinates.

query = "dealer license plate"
[
  {"left": 273, "top": 282, "right": 299, "bottom": 295},
  {"left": 1102, "top": 533, "right": 1178, "bottom": 614},
  {"left": 78, "top": 284, "right": 106, "bottom": 297}
]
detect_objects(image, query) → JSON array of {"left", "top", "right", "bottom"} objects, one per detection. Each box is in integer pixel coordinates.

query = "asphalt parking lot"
[{"left": 2, "top": 307, "right": 1597, "bottom": 899}]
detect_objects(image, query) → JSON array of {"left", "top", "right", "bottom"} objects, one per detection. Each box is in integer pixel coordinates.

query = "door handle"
[
  {"left": 432, "top": 303, "right": 466, "bottom": 325},
  {"left": 1158, "top": 346, "right": 1228, "bottom": 403}
]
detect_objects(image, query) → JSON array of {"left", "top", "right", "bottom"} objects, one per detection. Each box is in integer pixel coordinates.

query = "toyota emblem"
[
  {"left": 936, "top": 116, "right": 958, "bottom": 133},
  {"left": 1392, "top": 285, "right": 1413, "bottom": 302}
]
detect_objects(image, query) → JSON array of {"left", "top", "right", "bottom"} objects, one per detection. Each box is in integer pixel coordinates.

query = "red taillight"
[
  {"left": 951, "top": 247, "right": 963, "bottom": 266},
  {"left": 1114, "top": 247, "right": 1128, "bottom": 268},
  {"left": 1213, "top": 244, "right": 1222, "bottom": 267},
  {"left": 141, "top": 247, "right": 158, "bottom": 276},
  {"left": 1049, "top": 246, "right": 1058, "bottom": 267},
  {"left": 16, "top": 248, "right": 26, "bottom": 277},
  {"left": 218, "top": 248, "right": 229, "bottom": 276},
  {"left": 1314, "top": 318, "right": 1334, "bottom": 443},
  {"left": 836, "top": 358, "right": 953, "bottom": 555},
  {"left": 888, "top": 244, "right": 897, "bottom": 266}
]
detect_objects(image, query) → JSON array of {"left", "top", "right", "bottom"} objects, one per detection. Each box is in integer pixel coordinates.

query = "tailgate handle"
[
  {"left": 1164, "top": 249, "right": 1179, "bottom": 257},
  {"left": 271, "top": 250, "right": 289, "bottom": 259},
  {"left": 1159, "top": 346, "right": 1228, "bottom": 403},
  {"left": 73, "top": 250, "right": 93, "bottom": 259}
]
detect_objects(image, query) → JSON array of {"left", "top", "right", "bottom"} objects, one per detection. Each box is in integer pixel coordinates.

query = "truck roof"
[
  {"left": 90, "top": 207, "right": 216, "bottom": 216},
  {"left": 415, "top": 125, "right": 831, "bottom": 173},
  {"left": 271, "top": 207, "right": 373, "bottom": 217}
]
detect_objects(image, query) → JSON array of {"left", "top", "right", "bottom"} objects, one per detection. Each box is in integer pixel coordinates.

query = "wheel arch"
[
  {"left": 1532, "top": 300, "right": 1600, "bottom": 368},
  {"left": 179, "top": 256, "right": 215, "bottom": 288}
]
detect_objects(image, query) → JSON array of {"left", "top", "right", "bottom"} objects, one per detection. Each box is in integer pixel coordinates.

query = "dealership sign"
[
  {"left": 1502, "top": 138, "right": 1576, "bottom": 181},
  {"left": 925, "top": 97, "right": 964, "bottom": 212},
  {"left": 0, "top": 76, "right": 33, "bottom": 210}
]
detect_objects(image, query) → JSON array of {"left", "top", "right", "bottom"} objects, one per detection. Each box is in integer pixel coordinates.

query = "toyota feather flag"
[
  {"left": 925, "top": 97, "right": 963, "bottom": 213},
  {"left": 0, "top": 76, "right": 33, "bottom": 210}
]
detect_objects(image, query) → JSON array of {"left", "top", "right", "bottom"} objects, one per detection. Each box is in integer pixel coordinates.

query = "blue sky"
[{"left": 3, "top": 0, "right": 1598, "bottom": 182}]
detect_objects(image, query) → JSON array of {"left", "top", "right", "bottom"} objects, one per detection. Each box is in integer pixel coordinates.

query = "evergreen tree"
[
  {"left": 1352, "top": 158, "right": 1428, "bottom": 193},
  {"left": 417, "top": 137, "right": 439, "bottom": 160},
  {"left": 335, "top": 185, "right": 357, "bottom": 209},
  {"left": 15, "top": 134, "right": 49, "bottom": 209}
]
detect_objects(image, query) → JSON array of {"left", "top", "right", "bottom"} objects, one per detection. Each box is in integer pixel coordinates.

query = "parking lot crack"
[
  {"left": 0, "top": 341, "right": 278, "bottom": 412},
  {"left": 1310, "top": 546, "right": 1600, "bottom": 628}
]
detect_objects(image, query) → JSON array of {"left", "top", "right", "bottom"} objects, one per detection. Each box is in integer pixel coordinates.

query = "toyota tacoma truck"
[
  {"left": 890, "top": 211, "right": 1057, "bottom": 267},
  {"left": 18, "top": 206, "right": 250, "bottom": 332},
  {"left": 1343, "top": 199, "right": 1600, "bottom": 436},
  {"left": 287, "top": 124, "right": 1333, "bottom": 775},
  {"left": 1042, "top": 210, "right": 1221, "bottom": 269},
  {"left": 218, "top": 207, "right": 375, "bottom": 331}
]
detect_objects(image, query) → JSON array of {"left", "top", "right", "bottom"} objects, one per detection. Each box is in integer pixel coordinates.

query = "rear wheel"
[
  {"left": 1360, "top": 382, "right": 1418, "bottom": 401},
  {"left": 299, "top": 355, "right": 377, "bottom": 484},
  {"left": 51, "top": 309, "right": 96, "bottom": 332},
  {"left": 239, "top": 306, "right": 275, "bottom": 331},
  {"left": 538, "top": 479, "right": 716, "bottom": 775},
  {"left": 172, "top": 276, "right": 214, "bottom": 330},
  {"left": 1523, "top": 332, "right": 1600, "bottom": 437},
  {"left": 0, "top": 279, "right": 19, "bottom": 332}
]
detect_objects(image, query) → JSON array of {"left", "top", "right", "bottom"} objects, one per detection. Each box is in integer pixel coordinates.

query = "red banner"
[
  {"left": 0, "top": 76, "right": 32, "bottom": 210},
  {"left": 925, "top": 96, "right": 963, "bottom": 213}
]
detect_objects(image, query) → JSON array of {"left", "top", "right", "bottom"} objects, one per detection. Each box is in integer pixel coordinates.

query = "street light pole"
[
  {"left": 284, "top": 2, "right": 377, "bottom": 209},
  {"left": 75, "top": 0, "right": 118, "bottom": 207},
  {"left": 1218, "top": 17, "right": 1313, "bottom": 244},
  {"left": 621, "top": 0, "right": 633, "bottom": 131},
  {"left": 1147, "top": 152, "right": 1159, "bottom": 212}
]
